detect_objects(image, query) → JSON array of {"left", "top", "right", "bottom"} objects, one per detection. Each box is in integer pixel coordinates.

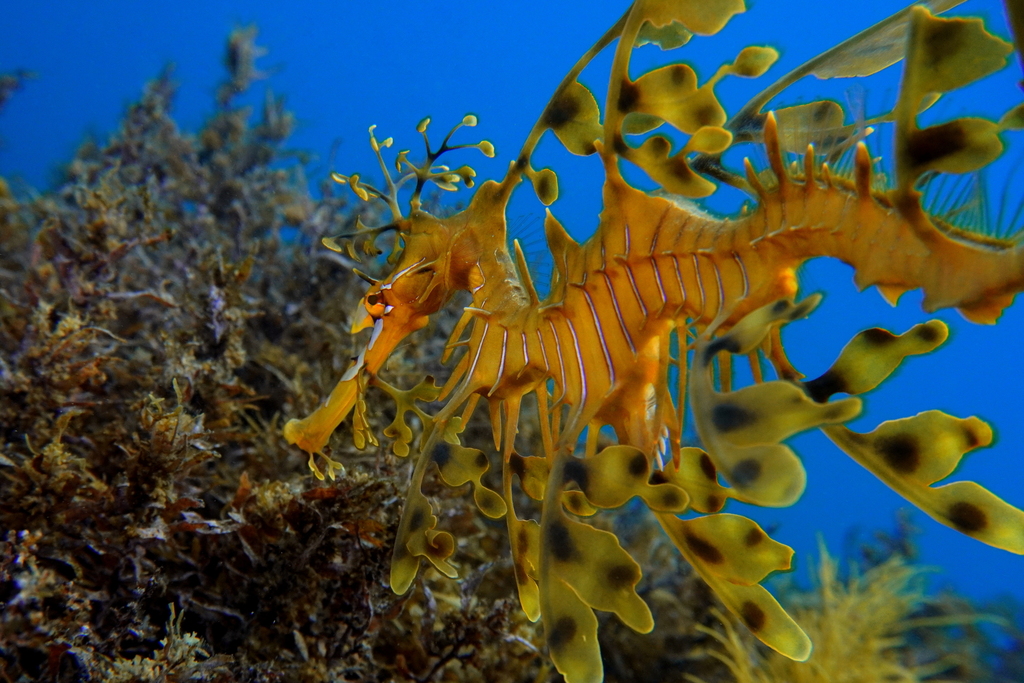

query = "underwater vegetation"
[
  {"left": 1, "top": 3, "right": 1024, "bottom": 683},
  {"left": 0, "top": 30, "right": 544, "bottom": 682}
]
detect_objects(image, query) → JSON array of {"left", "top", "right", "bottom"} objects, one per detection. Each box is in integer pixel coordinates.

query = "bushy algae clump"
[{"left": 0, "top": 29, "right": 543, "bottom": 683}]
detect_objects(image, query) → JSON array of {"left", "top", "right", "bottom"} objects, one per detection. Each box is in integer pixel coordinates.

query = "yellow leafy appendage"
[{"left": 283, "top": 2, "right": 1024, "bottom": 682}]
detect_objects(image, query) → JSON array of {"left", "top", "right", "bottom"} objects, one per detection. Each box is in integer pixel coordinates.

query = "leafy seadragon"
[{"left": 284, "top": 1, "right": 1024, "bottom": 681}]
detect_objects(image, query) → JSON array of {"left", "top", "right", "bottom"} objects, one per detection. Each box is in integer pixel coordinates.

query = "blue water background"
[{"left": 3, "top": 1, "right": 1022, "bottom": 604}]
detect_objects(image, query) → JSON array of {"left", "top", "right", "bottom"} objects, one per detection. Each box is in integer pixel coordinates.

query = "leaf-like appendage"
[
  {"left": 546, "top": 81, "right": 603, "bottom": 156},
  {"left": 433, "top": 442, "right": 506, "bottom": 519},
  {"left": 544, "top": 574, "right": 602, "bottom": 683},
  {"left": 895, "top": 8, "right": 1012, "bottom": 191},
  {"left": 352, "top": 391, "right": 379, "bottom": 450},
  {"left": 391, "top": 488, "right": 457, "bottom": 594},
  {"left": 624, "top": 134, "right": 718, "bottom": 197},
  {"left": 903, "top": 9, "right": 1012, "bottom": 97},
  {"left": 550, "top": 514, "right": 653, "bottom": 632},
  {"left": 540, "top": 510, "right": 653, "bottom": 682},
  {"left": 379, "top": 376, "right": 442, "bottom": 457},
  {"left": 802, "top": 321, "right": 948, "bottom": 403},
  {"left": 662, "top": 513, "right": 794, "bottom": 585},
  {"left": 621, "top": 112, "right": 664, "bottom": 135},
  {"left": 665, "top": 447, "right": 732, "bottom": 513},
  {"left": 562, "top": 445, "right": 689, "bottom": 512},
  {"left": 658, "top": 512, "right": 811, "bottom": 661},
  {"left": 628, "top": 64, "right": 716, "bottom": 135},
  {"left": 1001, "top": 103, "right": 1024, "bottom": 130},
  {"left": 510, "top": 453, "right": 549, "bottom": 500},
  {"left": 683, "top": 126, "right": 733, "bottom": 154},
  {"left": 810, "top": 0, "right": 968, "bottom": 79},
  {"left": 772, "top": 100, "right": 847, "bottom": 154},
  {"left": 615, "top": 40, "right": 779, "bottom": 197},
  {"left": 690, "top": 297, "right": 863, "bottom": 507},
  {"left": 826, "top": 412, "right": 1024, "bottom": 554},
  {"left": 508, "top": 512, "right": 542, "bottom": 621},
  {"left": 702, "top": 380, "right": 862, "bottom": 450},
  {"left": 640, "top": 0, "right": 746, "bottom": 36},
  {"left": 903, "top": 117, "right": 1004, "bottom": 179},
  {"left": 635, "top": 19, "right": 692, "bottom": 50},
  {"left": 730, "top": 46, "right": 779, "bottom": 78},
  {"left": 525, "top": 166, "right": 559, "bottom": 205}
]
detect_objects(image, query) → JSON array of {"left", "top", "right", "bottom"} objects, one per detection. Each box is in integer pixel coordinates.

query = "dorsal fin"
[
  {"left": 513, "top": 238, "right": 540, "bottom": 306},
  {"left": 544, "top": 210, "right": 581, "bottom": 291}
]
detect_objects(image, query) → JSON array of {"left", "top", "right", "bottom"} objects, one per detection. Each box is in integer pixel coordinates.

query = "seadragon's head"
[{"left": 283, "top": 117, "right": 512, "bottom": 476}]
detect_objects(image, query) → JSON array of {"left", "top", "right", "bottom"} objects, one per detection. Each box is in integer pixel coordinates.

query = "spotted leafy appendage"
[
  {"left": 378, "top": 376, "right": 441, "bottom": 457},
  {"left": 690, "top": 298, "right": 862, "bottom": 507},
  {"left": 659, "top": 513, "right": 812, "bottom": 661},
  {"left": 894, "top": 8, "right": 1013, "bottom": 195}
]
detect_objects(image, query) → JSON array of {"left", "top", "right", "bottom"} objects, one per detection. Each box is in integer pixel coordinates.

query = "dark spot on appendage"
[
  {"left": 804, "top": 369, "right": 849, "bottom": 403},
  {"left": 408, "top": 509, "right": 425, "bottom": 531},
  {"left": 705, "top": 494, "right": 724, "bottom": 512},
  {"left": 772, "top": 300, "right": 789, "bottom": 314},
  {"left": 745, "top": 527, "right": 765, "bottom": 547},
  {"left": 517, "top": 526, "right": 530, "bottom": 551},
  {"left": 433, "top": 444, "right": 451, "bottom": 468},
  {"left": 510, "top": 455, "right": 526, "bottom": 479},
  {"left": 474, "top": 451, "right": 488, "bottom": 469},
  {"left": 963, "top": 426, "right": 982, "bottom": 449},
  {"left": 628, "top": 452, "right": 648, "bottom": 477},
  {"left": 544, "top": 91, "right": 580, "bottom": 129},
  {"left": 812, "top": 101, "right": 832, "bottom": 122},
  {"left": 613, "top": 135, "right": 630, "bottom": 156},
  {"left": 662, "top": 490, "right": 682, "bottom": 508},
  {"left": 548, "top": 616, "right": 578, "bottom": 651},
  {"left": 649, "top": 470, "right": 669, "bottom": 485},
  {"left": 692, "top": 103, "right": 719, "bottom": 128},
  {"left": 916, "top": 324, "right": 940, "bottom": 343},
  {"left": 537, "top": 174, "right": 554, "bottom": 199},
  {"left": 704, "top": 336, "right": 741, "bottom": 365},
  {"left": 618, "top": 80, "right": 641, "bottom": 112},
  {"left": 606, "top": 564, "right": 636, "bottom": 588},
  {"left": 741, "top": 601, "right": 766, "bottom": 632},
  {"left": 685, "top": 533, "right": 724, "bottom": 564},
  {"left": 861, "top": 328, "right": 898, "bottom": 346},
  {"left": 923, "top": 21, "right": 964, "bottom": 70},
  {"left": 712, "top": 403, "right": 757, "bottom": 433},
  {"left": 564, "top": 494, "right": 590, "bottom": 516},
  {"left": 547, "top": 521, "right": 578, "bottom": 562},
  {"left": 876, "top": 434, "right": 920, "bottom": 474},
  {"left": 563, "top": 459, "right": 589, "bottom": 493},
  {"left": 948, "top": 501, "right": 988, "bottom": 533},
  {"left": 732, "top": 459, "right": 762, "bottom": 487},
  {"left": 906, "top": 121, "right": 967, "bottom": 169},
  {"left": 516, "top": 154, "right": 529, "bottom": 170},
  {"left": 669, "top": 156, "right": 695, "bottom": 182},
  {"left": 699, "top": 453, "right": 717, "bottom": 481}
]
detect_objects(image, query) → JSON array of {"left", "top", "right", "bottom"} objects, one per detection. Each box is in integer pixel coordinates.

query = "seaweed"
[{"left": 0, "top": 29, "right": 544, "bottom": 683}]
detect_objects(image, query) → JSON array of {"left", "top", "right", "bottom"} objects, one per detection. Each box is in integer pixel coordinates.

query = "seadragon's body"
[{"left": 284, "top": 2, "right": 1024, "bottom": 681}]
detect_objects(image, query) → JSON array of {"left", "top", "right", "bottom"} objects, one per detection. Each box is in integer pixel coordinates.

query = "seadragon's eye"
[{"left": 363, "top": 291, "right": 386, "bottom": 318}]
